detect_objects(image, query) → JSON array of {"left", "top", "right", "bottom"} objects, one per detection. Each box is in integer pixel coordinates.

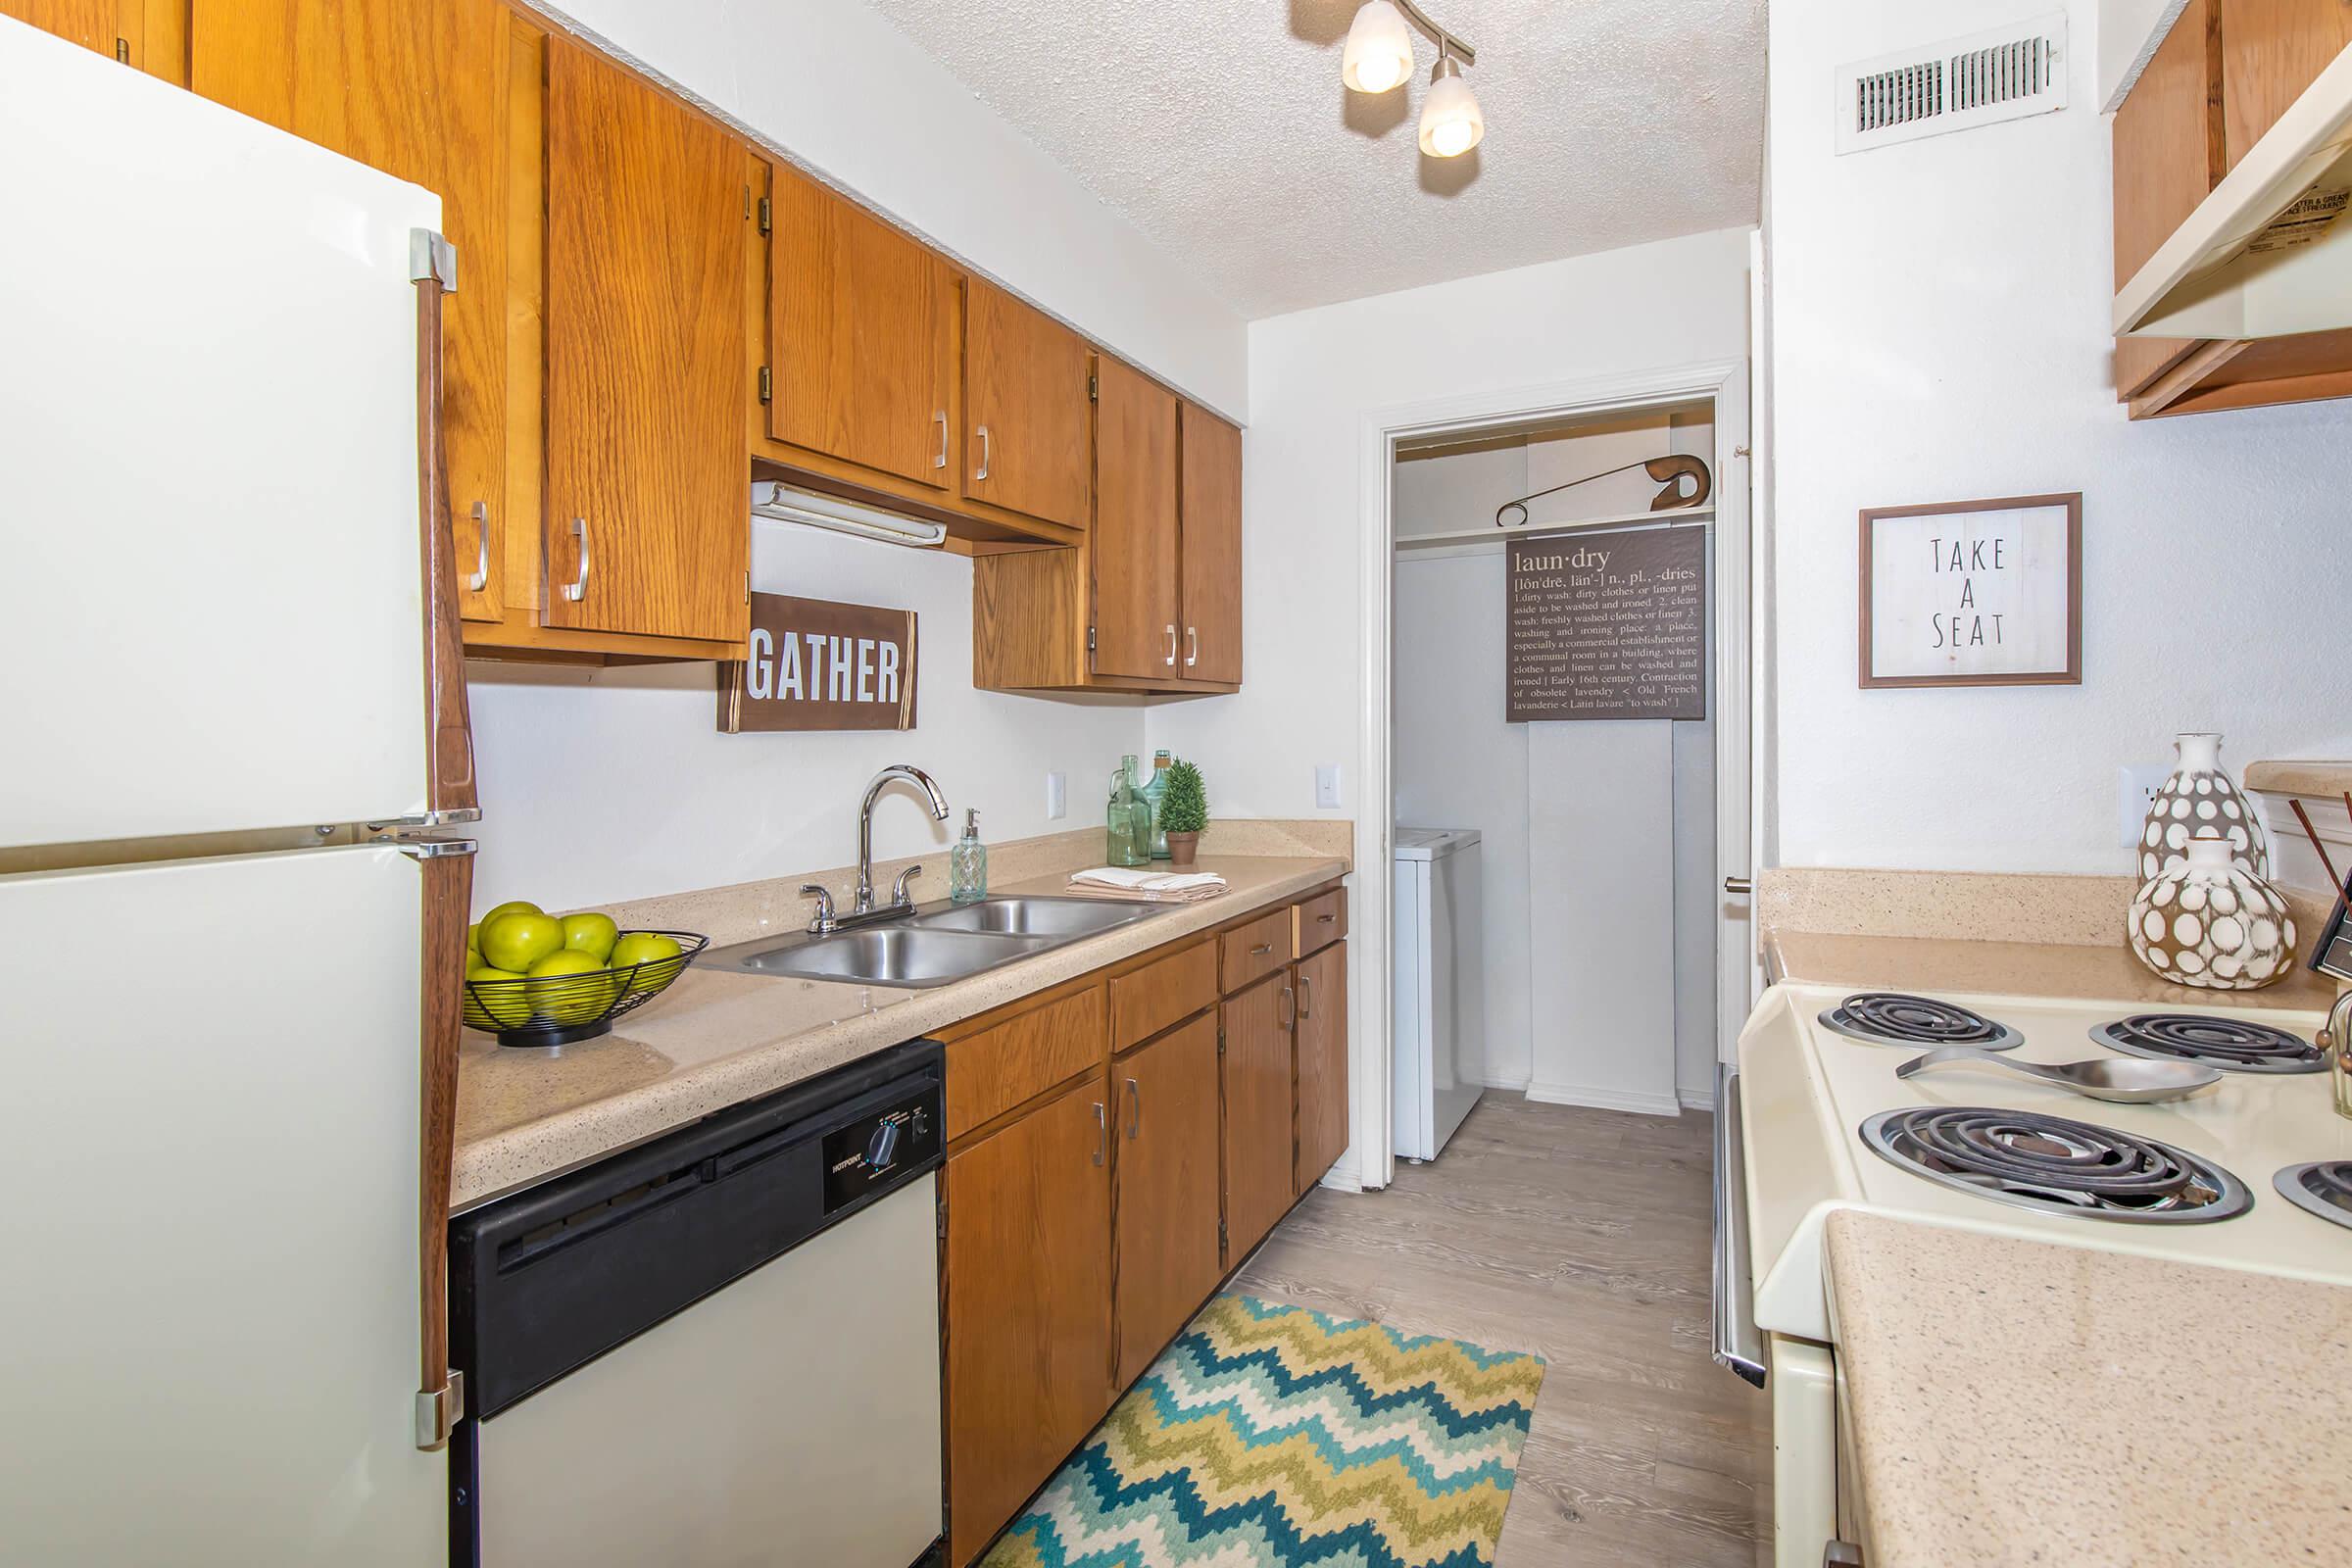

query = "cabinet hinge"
[
  {"left": 1217, "top": 1024, "right": 1226, "bottom": 1055},
  {"left": 937, "top": 1199, "right": 948, "bottom": 1239},
  {"left": 1218, "top": 1219, "right": 1229, "bottom": 1249},
  {"left": 743, "top": 569, "right": 751, "bottom": 605},
  {"left": 758, "top": 196, "right": 772, "bottom": 235},
  {"left": 759, "top": 366, "right": 772, "bottom": 404},
  {"left": 114, "top": 36, "right": 129, "bottom": 63},
  {"left": 1086, "top": 625, "right": 1097, "bottom": 653},
  {"left": 1088, "top": 371, "right": 1099, "bottom": 403}
]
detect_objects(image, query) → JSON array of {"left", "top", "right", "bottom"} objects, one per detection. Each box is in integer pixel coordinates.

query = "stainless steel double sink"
[{"left": 704, "top": 895, "right": 1168, "bottom": 989}]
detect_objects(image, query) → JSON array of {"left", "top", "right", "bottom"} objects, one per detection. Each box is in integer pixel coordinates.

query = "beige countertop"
[
  {"left": 453, "top": 854, "right": 1346, "bottom": 1210},
  {"left": 1823, "top": 1209, "right": 2352, "bottom": 1566},
  {"left": 1766, "top": 929, "right": 2340, "bottom": 1012}
]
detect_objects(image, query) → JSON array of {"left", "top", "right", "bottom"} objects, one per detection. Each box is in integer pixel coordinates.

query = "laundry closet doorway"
[{"left": 1355, "top": 363, "right": 1755, "bottom": 1185}]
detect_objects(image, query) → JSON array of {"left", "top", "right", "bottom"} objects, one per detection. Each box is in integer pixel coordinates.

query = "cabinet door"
[
  {"left": 1090, "top": 356, "right": 1180, "bottom": 679},
  {"left": 945, "top": 1072, "right": 1112, "bottom": 1567},
  {"left": 1114, "top": 1015, "right": 1222, "bottom": 1387},
  {"left": 767, "top": 164, "right": 956, "bottom": 489},
  {"left": 1294, "top": 942, "right": 1348, "bottom": 1197},
  {"left": 964, "top": 276, "right": 1091, "bottom": 531},
  {"left": 1, "top": 0, "right": 137, "bottom": 64},
  {"left": 2112, "top": 0, "right": 2222, "bottom": 398},
  {"left": 543, "top": 39, "right": 745, "bottom": 644},
  {"left": 1220, "top": 972, "right": 1295, "bottom": 1265},
  {"left": 1179, "top": 401, "right": 1243, "bottom": 684},
  {"left": 2222, "top": 0, "right": 2352, "bottom": 172},
  {"left": 190, "top": 0, "right": 509, "bottom": 622}
]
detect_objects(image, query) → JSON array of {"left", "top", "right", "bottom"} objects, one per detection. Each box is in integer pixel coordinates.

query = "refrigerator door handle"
[
  {"left": 411, "top": 236, "right": 478, "bottom": 823},
  {"left": 404, "top": 835, "right": 474, "bottom": 1448}
]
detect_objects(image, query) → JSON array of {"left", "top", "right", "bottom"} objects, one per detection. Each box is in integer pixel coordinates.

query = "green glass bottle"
[
  {"left": 949, "top": 808, "right": 988, "bottom": 904},
  {"left": 1105, "top": 755, "right": 1151, "bottom": 867},
  {"left": 1143, "top": 749, "right": 1172, "bottom": 860}
]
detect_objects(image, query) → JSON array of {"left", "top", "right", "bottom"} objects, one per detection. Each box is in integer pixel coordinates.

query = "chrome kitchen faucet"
[{"left": 804, "top": 764, "right": 951, "bottom": 935}]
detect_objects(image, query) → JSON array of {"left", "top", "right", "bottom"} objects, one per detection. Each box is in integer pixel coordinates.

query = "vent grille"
[{"left": 1838, "top": 14, "right": 2067, "bottom": 155}]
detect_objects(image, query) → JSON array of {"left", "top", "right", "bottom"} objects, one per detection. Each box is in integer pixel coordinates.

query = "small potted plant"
[{"left": 1160, "top": 759, "right": 1208, "bottom": 867}]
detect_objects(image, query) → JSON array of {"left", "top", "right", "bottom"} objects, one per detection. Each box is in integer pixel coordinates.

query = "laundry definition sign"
[
  {"left": 1505, "top": 524, "right": 1706, "bottom": 722},
  {"left": 718, "top": 593, "right": 917, "bottom": 732},
  {"left": 1859, "top": 493, "right": 2081, "bottom": 688}
]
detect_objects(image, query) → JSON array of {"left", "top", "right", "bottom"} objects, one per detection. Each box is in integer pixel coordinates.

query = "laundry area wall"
[{"left": 1393, "top": 409, "right": 1718, "bottom": 1113}]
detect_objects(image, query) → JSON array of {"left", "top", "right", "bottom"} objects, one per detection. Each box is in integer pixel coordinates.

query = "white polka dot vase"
[
  {"left": 2138, "top": 731, "right": 2269, "bottom": 883},
  {"left": 2127, "top": 835, "right": 2296, "bottom": 990}
]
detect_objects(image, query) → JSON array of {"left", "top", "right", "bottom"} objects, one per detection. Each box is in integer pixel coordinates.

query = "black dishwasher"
[{"left": 448, "top": 1040, "right": 947, "bottom": 1568}]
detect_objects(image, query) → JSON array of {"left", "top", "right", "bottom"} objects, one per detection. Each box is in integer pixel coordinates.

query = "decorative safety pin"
[{"left": 1494, "top": 454, "right": 1712, "bottom": 529}]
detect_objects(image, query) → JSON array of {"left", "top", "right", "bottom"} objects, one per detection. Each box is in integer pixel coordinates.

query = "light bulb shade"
[
  {"left": 1417, "top": 62, "right": 1484, "bottom": 157},
  {"left": 1341, "top": 0, "right": 1415, "bottom": 93}
]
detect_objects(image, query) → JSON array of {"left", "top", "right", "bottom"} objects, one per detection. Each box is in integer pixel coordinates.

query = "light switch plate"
[
  {"left": 1045, "top": 771, "right": 1066, "bottom": 821},
  {"left": 1315, "top": 763, "right": 1343, "bottom": 810},
  {"left": 2119, "top": 763, "right": 2169, "bottom": 847}
]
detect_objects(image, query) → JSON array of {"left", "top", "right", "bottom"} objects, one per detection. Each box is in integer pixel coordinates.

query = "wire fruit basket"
[{"left": 463, "top": 930, "right": 709, "bottom": 1049}]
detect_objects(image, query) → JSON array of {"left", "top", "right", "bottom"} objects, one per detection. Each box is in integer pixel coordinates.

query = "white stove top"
[{"left": 1740, "top": 982, "right": 2352, "bottom": 1342}]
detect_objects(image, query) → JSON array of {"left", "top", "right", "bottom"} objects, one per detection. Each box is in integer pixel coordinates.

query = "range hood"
[
  {"left": 2116, "top": 45, "right": 2352, "bottom": 341},
  {"left": 749, "top": 480, "right": 946, "bottom": 548}
]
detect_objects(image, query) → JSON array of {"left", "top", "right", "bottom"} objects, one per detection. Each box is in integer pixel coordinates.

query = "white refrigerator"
[
  {"left": 1393, "top": 827, "right": 1486, "bottom": 1161},
  {"left": 0, "top": 20, "right": 476, "bottom": 1562}
]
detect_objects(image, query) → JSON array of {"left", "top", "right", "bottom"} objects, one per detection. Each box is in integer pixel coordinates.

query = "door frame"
[{"left": 1349, "top": 356, "right": 1755, "bottom": 1191}]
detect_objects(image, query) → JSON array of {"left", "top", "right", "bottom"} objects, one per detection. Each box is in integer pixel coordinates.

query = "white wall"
[
  {"left": 539, "top": 0, "right": 1246, "bottom": 416},
  {"left": 1768, "top": 0, "right": 2352, "bottom": 875},
  {"left": 467, "top": 524, "right": 1143, "bottom": 912}
]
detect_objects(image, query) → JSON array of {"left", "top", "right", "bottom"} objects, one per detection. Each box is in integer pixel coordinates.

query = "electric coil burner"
[
  {"left": 2090, "top": 1013, "right": 2325, "bottom": 1074},
  {"left": 2275, "top": 1161, "right": 2352, "bottom": 1231},
  {"left": 1860, "top": 1105, "right": 2251, "bottom": 1223},
  {"left": 1819, "top": 992, "right": 2023, "bottom": 1052}
]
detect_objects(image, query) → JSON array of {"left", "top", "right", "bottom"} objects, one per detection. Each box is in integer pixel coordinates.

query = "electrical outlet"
[
  {"left": 1315, "top": 763, "right": 1343, "bottom": 810},
  {"left": 2119, "top": 763, "right": 2169, "bottom": 847},
  {"left": 1045, "top": 771, "right": 1066, "bottom": 821}
]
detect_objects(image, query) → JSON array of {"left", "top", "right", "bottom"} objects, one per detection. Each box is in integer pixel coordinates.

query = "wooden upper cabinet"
[
  {"left": 1113, "top": 1014, "right": 1223, "bottom": 1387},
  {"left": 1179, "top": 402, "right": 1243, "bottom": 685},
  {"left": 2, "top": 0, "right": 138, "bottom": 64},
  {"left": 1221, "top": 972, "right": 1296, "bottom": 1266},
  {"left": 1294, "top": 941, "right": 1348, "bottom": 1198},
  {"left": 766, "top": 163, "right": 956, "bottom": 490},
  {"left": 2112, "top": 0, "right": 2224, "bottom": 398},
  {"left": 964, "top": 276, "right": 1092, "bottom": 531},
  {"left": 1091, "top": 356, "right": 1181, "bottom": 680},
  {"left": 945, "top": 1072, "right": 1112, "bottom": 1568},
  {"left": 190, "top": 0, "right": 509, "bottom": 623},
  {"left": 542, "top": 38, "right": 746, "bottom": 645},
  {"left": 2221, "top": 0, "right": 2352, "bottom": 171}
]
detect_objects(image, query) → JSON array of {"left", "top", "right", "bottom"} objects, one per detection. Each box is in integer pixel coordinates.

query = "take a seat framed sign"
[{"left": 1858, "top": 492, "right": 2082, "bottom": 689}]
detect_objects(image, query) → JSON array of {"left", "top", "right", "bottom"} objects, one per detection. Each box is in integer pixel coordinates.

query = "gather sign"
[{"left": 717, "top": 592, "right": 917, "bottom": 732}]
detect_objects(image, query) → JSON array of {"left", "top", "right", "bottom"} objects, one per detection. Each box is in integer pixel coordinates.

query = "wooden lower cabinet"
[
  {"left": 1294, "top": 941, "right": 1349, "bottom": 1197},
  {"left": 1114, "top": 1014, "right": 1223, "bottom": 1387},
  {"left": 1220, "top": 970, "right": 1296, "bottom": 1265},
  {"left": 944, "top": 1069, "right": 1113, "bottom": 1567}
]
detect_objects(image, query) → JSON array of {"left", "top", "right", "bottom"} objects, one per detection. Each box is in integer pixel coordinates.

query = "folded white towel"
[{"left": 1069, "top": 866, "right": 1229, "bottom": 893}]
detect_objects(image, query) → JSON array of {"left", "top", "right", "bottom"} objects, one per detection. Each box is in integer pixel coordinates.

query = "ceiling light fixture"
[{"left": 1340, "top": 0, "right": 1483, "bottom": 160}]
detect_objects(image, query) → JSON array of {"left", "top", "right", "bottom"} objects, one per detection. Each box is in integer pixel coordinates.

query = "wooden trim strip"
[{"left": 415, "top": 275, "right": 479, "bottom": 817}]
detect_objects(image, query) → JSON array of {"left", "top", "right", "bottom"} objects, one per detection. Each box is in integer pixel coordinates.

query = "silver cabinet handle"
[
  {"left": 1250, "top": 943, "right": 1273, "bottom": 957},
  {"left": 932, "top": 411, "right": 947, "bottom": 470},
  {"left": 1124, "top": 1077, "right": 1141, "bottom": 1140},
  {"left": 1278, "top": 984, "right": 1296, "bottom": 1030},
  {"left": 1185, "top": 626, "right": 1199, "bottom": 667},
  {"left": 1298, "top": 973, "right": 1312, "bottom": 1019},
  {"left": 1092, "top": 1101, "right": 1106, "bottom": 1166},
  {"left": 467, "top": 502, "right": 488, "bottom": 592},
  {"left": 1712, "top": 1064, "right": 1768, "bottom": 1389},
  {"left": 565, "top": 517, "right": 590, "bottom": 603},
  {"left": 1164, "top": 624, "right": 1178, "bottom": 665},
  {"left": 974, "top": 423, "right": 991, "bottom": 481}
]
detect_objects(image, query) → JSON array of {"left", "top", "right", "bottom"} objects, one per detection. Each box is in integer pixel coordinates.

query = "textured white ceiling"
[{"left": 858, "top": 0, "right": 1765, "bottom": 318}]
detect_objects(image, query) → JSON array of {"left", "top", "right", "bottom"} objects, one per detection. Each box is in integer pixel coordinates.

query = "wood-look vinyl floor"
[{"left": 1232, "top": 1093, "right": 1771, "bottom": 1567}]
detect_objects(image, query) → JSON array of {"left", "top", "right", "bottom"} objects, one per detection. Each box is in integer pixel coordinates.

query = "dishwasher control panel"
[{"left": 822, "top": 1090, "right": 942, "bottom": 1213}]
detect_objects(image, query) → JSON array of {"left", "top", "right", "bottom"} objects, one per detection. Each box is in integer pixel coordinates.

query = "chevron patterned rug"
[{"left": 983, "top": 1294, "right": 1545, "bottom": 1568}]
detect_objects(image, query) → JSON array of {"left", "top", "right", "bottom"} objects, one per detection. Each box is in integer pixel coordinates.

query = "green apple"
[
  {"left": 464, "top": 961, "right": 532, "bottom": 1027},
  {"left": 477, "top": 900, "right": 544, "bottom": 930},
  {"left": 609, "top": 931, "right": 683, "bottom": 993},
  {"left": 480, "top": 911, "right": 564, "bottom": 973},
  {"left": 561, "top": 911, "right": 619, "bottom": 963},
  {"left": 466, "top": 960, "right": 521, "bottom": 983},
  {"left": 526, "top": 949, "right": 614, "bottom": 1023}
]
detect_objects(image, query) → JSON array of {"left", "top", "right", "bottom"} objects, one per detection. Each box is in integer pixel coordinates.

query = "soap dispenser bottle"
[{"left": 950, "top": 808, "right": 988, "bottom": 904}]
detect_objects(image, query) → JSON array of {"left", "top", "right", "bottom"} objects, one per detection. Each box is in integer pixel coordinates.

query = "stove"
[
  {"left": 1818, "top": 991, "right": 2023, "bottom": 1052},
  {"left": 2090, "top": 1012, "right": 2326, "bottom": 1074},
  {"left": 1859, "top": 1105, "right": 2252, "bottom": 1223},
  {"left": 2274, "top": 1160, "right": 2352, "bottom": 1231}
]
